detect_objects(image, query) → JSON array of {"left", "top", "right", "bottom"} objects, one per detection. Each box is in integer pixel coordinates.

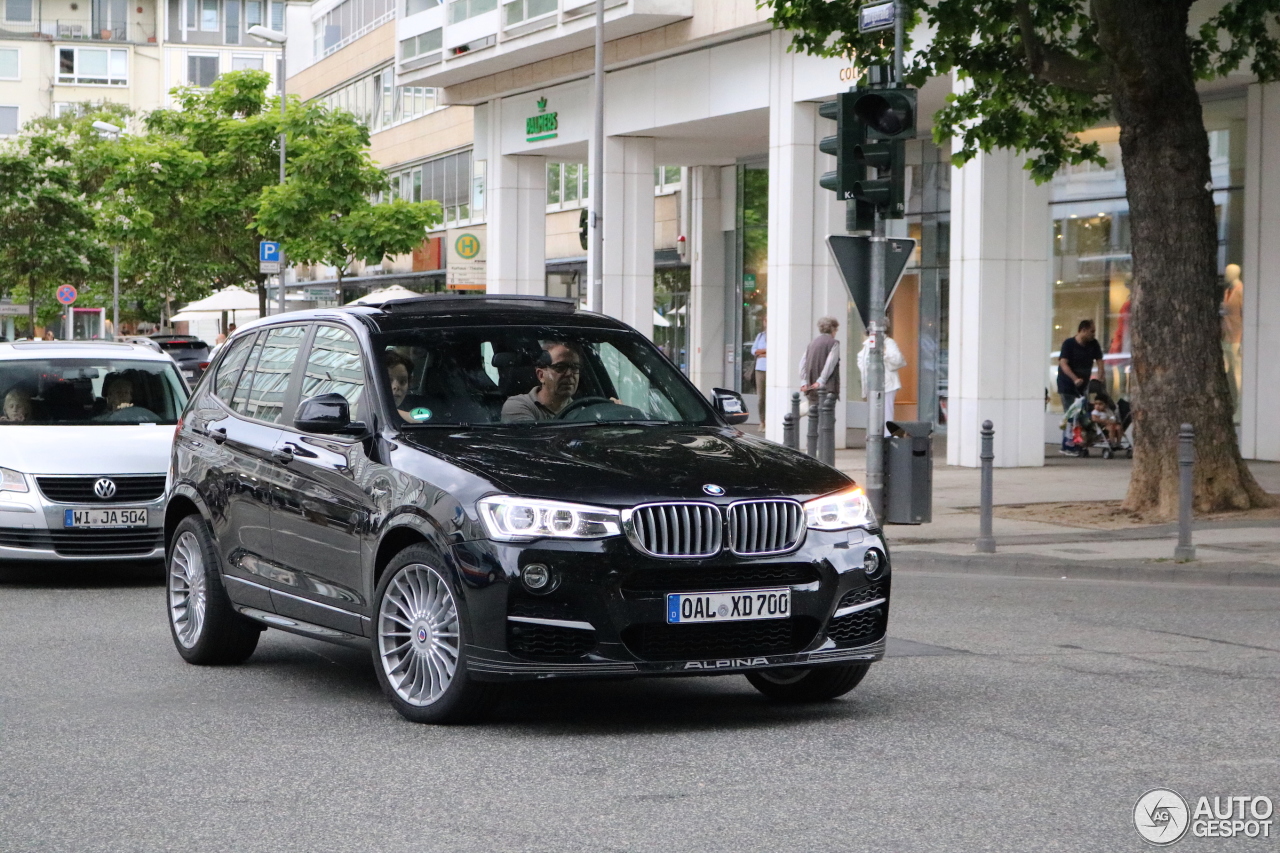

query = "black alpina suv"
[{"left": 165, "top": 296, "right": 890, "bottom": 723}]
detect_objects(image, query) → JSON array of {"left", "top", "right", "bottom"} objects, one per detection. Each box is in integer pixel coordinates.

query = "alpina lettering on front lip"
[
  {"left": 702, "top": 484, "right": 725, "bottom": 496},
  {"left": 683, "top": 657, "right": 770, "bottom": 670}
]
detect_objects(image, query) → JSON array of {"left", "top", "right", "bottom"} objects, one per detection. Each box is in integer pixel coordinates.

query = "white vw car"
[{"left": 0, "top": 340, "right": 189, "bottom": 562}]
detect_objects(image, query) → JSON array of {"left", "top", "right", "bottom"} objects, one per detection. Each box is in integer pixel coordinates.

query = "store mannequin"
[{"left": 1222, "top": 263, "right": 1243, "bottom": 402}]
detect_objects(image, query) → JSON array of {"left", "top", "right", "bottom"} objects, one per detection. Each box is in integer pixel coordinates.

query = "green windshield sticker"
[{"left": 411, "top": 407, "right": 432, "bottom": 421}]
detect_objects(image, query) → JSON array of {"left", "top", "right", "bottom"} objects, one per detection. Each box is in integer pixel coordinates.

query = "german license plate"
[
  {"left": 64, "top": 508, "right": 148, "bottom": 528},
  {"left": 666, "top": 588, "right": 790, "bottom": 624}
]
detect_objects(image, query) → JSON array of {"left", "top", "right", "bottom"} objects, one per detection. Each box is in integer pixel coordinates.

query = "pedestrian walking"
[
  {"left": 752, "top": 315, "right": 767, "bottom": 432},
  {"left": 1056, "top": 319, "right": 1104, "bottom": 412},
  {"left": 799, "top": 316, "right": 841, "bottom": 409},
  {"left": 857, "top": 319, "right": 906, "bottom": 434}
]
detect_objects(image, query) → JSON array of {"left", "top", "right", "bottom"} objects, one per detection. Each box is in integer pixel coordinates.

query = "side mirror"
[
  {"left": 712, "top": 387, "right": 750, "bottom": 425},
  {"left": 295, "top": 392, "right": 357, "bottom": 434}
]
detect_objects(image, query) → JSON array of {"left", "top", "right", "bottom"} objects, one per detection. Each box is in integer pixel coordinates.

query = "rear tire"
[
  {"left": 371, "top": 546, "right": 500, "bottom": 724},
  {"left": 166, "top": 515, "right": 262, "bottom": 665},
  {"left": 746, "top": 663, "right": 870, "bottom": 702}
]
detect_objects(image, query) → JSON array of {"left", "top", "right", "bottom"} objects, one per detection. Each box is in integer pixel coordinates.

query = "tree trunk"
[
  {"left": 256, "top": 275, "right": 267, "bottom": 316},
  {"left": 1095, "top": 0, "right": 1271, "bottom": 517}
]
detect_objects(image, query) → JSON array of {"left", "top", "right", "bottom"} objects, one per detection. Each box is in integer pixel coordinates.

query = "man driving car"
[{"left": 500, "top": 343, "right": 580, "bottom": 422}]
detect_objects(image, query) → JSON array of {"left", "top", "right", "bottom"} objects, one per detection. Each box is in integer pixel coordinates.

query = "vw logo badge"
[
  {"left": 702, "top": 484, "right": 725, "bottom": 496},
  {"left": 93, "top": 478, "right": 117, "bottom": 500}
]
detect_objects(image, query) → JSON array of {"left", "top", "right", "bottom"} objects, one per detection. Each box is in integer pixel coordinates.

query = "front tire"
[
  {"left": 372, "top": 546, "right": 500, "bottom": 724},
  {"left": 167, "top": 515, "right": 262, "bottom": 665},
  {"left": 746, "top": 663, "right": 870, "bottom": 702}
]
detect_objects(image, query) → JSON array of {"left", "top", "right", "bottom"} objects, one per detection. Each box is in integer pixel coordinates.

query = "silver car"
[{"left": 0, "top": 341, "right": 189, "bottom": 562}]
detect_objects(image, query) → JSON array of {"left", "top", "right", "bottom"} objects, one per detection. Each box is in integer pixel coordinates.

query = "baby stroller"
[{"left": 1060, "top": 383, "right": 1133, "bottom": 459}]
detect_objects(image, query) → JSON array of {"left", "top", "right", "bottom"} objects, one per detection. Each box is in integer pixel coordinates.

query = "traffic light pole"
[{"left": 866, "top": 213, "right": 887, "bottom": 519}]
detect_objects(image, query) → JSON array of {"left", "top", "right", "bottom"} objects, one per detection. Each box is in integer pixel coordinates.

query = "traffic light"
[
  {"left": 849, "top": 87, "right": 917, "bottom": 219},
  {"left": 579, "top": 207, "right": 588, "bottom": 251},
  {"left": 817, "top": 92, "right": 857, "bottom": 200}
]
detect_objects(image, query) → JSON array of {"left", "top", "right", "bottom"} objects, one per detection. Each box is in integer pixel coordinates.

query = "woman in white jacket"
[{"left": 856, "top": 322, "right": 907, "bottom": 435}]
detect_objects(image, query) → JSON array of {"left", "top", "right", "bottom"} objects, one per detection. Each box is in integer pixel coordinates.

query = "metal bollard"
[
  {"left": 818, "top": 392, "right": 837, "bottom": 465},
  {"left": 976, "top": 420, "right": 995, "bottom": 553},
  {"left": 782, "top": 412, "right": 796, "bottom": 450},
  {"left": 787, "top": 392, "right": 801, "bottom": 450},
  {"left": 806, "top": 395, "right": 819, "bottom": 457},
  {"left": 1175, "top": 423, "right": 1196, "bottom": 561}
]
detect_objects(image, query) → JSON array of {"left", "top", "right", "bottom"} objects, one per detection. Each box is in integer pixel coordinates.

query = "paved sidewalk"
[{"left": 832, "top": 443, "right": 1280, "bottom": 587}]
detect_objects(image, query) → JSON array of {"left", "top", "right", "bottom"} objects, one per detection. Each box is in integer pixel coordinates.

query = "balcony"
[
  {"left": 395, "top": 0, "right": 691, "bottom": 90},
  {"left": 0, "top": 18, "right": 157, "bottom": 44}
]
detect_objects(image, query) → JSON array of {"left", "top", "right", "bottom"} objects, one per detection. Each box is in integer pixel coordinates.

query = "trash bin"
[{"left": 883, "top": 420, "right": 933, "bottom": 524}]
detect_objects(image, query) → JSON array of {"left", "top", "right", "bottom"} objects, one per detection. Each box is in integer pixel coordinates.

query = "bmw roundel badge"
[{"left": 702, "top": 484, "right": 725, "bottom": 496}]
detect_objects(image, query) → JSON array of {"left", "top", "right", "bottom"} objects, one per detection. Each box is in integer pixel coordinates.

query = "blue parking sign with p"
[{"left": 260, "top": 241, "right": 281, "bottom": 263}]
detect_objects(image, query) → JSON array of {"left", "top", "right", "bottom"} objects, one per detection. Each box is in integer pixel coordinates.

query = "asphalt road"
[{"left": 1, "top": 562, "right": 1276, "bottom": 853}]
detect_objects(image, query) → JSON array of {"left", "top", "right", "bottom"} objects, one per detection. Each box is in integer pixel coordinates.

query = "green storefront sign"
[{"left": 526, "top": 96, "right": 558, "bottom": 142}]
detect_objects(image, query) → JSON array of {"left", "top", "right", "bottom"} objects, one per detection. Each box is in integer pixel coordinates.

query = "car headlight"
[
  {"left": 804, "top": 487, "right": 875, "bottom": 531},
  {"left": 0, "top": 467, "right": 28, "bottom": 494},
  {"left": 477, "top": 496, "right": 622, "bottom": 542}
]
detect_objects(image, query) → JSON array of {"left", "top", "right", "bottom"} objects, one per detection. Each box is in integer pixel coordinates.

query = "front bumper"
[
  {"left": 452, "top": 527, "right": 890, "bottom": 681},
  {"left": 0, "top": 479, "right": 166, "bottom": 562}
]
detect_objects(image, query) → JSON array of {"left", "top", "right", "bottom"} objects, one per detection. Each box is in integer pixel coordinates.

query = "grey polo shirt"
[{"left": 500, "top": 387, "right": 558, "bottom": 422}]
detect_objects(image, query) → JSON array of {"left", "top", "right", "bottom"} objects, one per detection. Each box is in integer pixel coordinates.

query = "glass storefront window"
[{"left": 737, "top": 163, "right": 768, "bottom": 395}]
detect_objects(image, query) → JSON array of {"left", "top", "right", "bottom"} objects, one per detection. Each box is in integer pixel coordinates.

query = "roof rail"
[{"left": 378, "top": 294, "right": 579, "bottom": 314}]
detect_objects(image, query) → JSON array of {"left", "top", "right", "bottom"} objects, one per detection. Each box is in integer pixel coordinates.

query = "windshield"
[
  {"left": 373, "top": 325, "right": 716, "bottom": 427},
  {"left": 0, "top": 358, "right": 188, "bottom": 425}
]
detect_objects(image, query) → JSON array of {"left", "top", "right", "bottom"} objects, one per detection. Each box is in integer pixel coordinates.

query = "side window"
[
  {"left": 596, "top": 341, "right": 681, "bottom": 420},
  {"left": 239, "top": 325, "right": 307, "bottom": 423},
  {"left": 213, "top": 334, "right": 255, "bottom": 402},
  {"left": 300, "top": 325, "right": 367, "bottom": 423},
  {"left": 230, "top": 334, "right": 265, "bottom": 416}
]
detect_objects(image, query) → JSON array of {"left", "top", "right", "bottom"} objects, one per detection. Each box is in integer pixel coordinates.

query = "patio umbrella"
[
  {"left": 346, "top": 284, "right": 423, "bottom": 305},
  {"left": 180, "top": 286, "right": 261, "bottom": 313}
]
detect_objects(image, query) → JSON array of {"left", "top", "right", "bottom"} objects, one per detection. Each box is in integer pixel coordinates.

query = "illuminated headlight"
[
  {"left": 477, "top": 496, "right": 622, "bottom": 542},
  {"left": 803, "top": 487, "right": 875, "bottom": 531},
  {"left": 0, "top": 467, "right": 28, "bottom": 494}
]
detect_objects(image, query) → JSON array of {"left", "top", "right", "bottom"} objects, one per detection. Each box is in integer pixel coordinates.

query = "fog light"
[
  {"left": 863, "top": 549, "right": 883, "bottom": 577},
  {"left": 521, "top": 563, "right": 553, "bottom": 592}
]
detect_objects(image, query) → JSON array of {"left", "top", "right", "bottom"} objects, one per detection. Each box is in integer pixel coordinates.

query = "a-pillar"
[
  {"left": 600, "top": 135, "right": 655, "bottom": 338},
  {"left": 687, "top": 165, "right": 726, "bottom": 395},
  {"left": 485, "top": 100, "right": 546, "bottom": 296},
  {"left": 946, "top": 145, "right": 1051, "bottom": 467},
  {"left": 765, "top": 35, "right": 848, "bottom": 446},
  {"left": 1240, "top": 82, "right": 1280, "bottom": 460}
]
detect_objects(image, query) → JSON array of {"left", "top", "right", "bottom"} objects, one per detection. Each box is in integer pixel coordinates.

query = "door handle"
[
  {"left": 272, "top": 444, "right": 295, "bottom": 465},
  {"left": 211, "top": 427, "right": 227, "bottom": 445}
]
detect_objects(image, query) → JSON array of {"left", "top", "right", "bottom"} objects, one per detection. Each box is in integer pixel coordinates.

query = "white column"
[
  {"left": 1240, "top": 82, "right": 1280, "bottom": 461},
  {"left": 602, "top": 135, "right": 655, "bottom": 338},
  {"left": 486, "top": 100, "right": 546, "bottom": 296},
  {"left": 765, "top": 30, "right": 848, "bottom": 446},
  {"left": 687, "top": 165, "right": 725, "bottom": 396},
  {"left": 946, "top": 145, "right": 1051, "bottom": 468}
]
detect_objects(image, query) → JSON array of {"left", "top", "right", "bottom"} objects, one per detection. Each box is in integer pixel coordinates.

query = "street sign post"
[
  {"left": 259, "top": 241, "right": 283, "bottom": 274},
  {"left": 858, "top": 0, "right": 895, "bottom": 33},
  {"left": 56, "top": 285, "right": 77, "bottom": 305}
]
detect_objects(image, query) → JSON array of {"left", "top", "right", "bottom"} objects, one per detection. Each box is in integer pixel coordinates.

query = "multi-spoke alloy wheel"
[
  {"left": 377, "top": 564, "right": 461, "bottom": 706},
  {"left": 169, "top": 530, "right": 207, "bottom": 649},
  {"left": 165, "top": 514, "right": 261, "bottom": 666},
  {"left": 746, "top": 663, "right": 870, "bottom": 702}
]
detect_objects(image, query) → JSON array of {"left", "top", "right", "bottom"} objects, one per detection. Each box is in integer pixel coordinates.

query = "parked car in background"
[
  {"left": 0, "top": 340, "right": 189, "bottom": 563},
  {"left": 151, "top": 335, "right": 211, "bottom": 386},
  {"left": 120, "top": 336, "right": 164, "bottom": 353},
  {"left": 165, "top": 296, "right": 891, "bottom": 724}
]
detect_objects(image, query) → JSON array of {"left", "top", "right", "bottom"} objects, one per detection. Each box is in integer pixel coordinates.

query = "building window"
[
  {"left": 4, "top": 0, "right": 32, "bottom": 23},
  {"left": 0, "top": 106, "right": 18, "bottom": 136},
  {"left": 53, "top": 102, "right": 81, "bottom": 117},
  {"left": 225, "top": 0, "right": 240, "bottom": 42},
  {"left": 405, "top": 0, "right": 438, "bottom": 15},
  {"left": 0, "top": 48, "right": 18, "bottom": 80},
  {"left": 447, "top": 0, "right": 496, "bottom": 24},
  {"left": 388, "top": 149, "right": 473, "bottom": 225},
  {"left": 188, "top": 54, "right": 219, "bottom": 87},
  {"left": 400, "top": 28, "right": 441, "bottom": 62},
  {"left": 503, "top": 0, "right": 554, "bottom": 26},
  {"left": 655, "top": 165, "right": 682, "bottom": 194},
  {"left": 314, "top": 0, "right": 395, "bottom": 59},
  {"left": 315, "top": 67, "right": 437, "bottom": 132},
  {"left": 546, "top": 161, "right": 588, "bottom": 209},
  {"left": 58, "top": 47, "right": 128, "bottom": 86},
  {"left": 200, "top": 0, "right": 219, "bottom": 30},
  {"left": 232, "top": 54, "right": 264, "bottom": 70}
]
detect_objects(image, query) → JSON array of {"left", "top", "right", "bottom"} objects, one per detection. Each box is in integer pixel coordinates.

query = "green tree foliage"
[{"left": 765, "top": 0, "right": 1279, "bottom": 515}]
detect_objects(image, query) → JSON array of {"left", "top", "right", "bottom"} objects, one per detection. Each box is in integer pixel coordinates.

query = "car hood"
[
  {"left": 400, "top": 424, "right": 853, "bottom": 505},
  {"left": 0, "top": 424, "right": 173, "bottom": 475}
]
